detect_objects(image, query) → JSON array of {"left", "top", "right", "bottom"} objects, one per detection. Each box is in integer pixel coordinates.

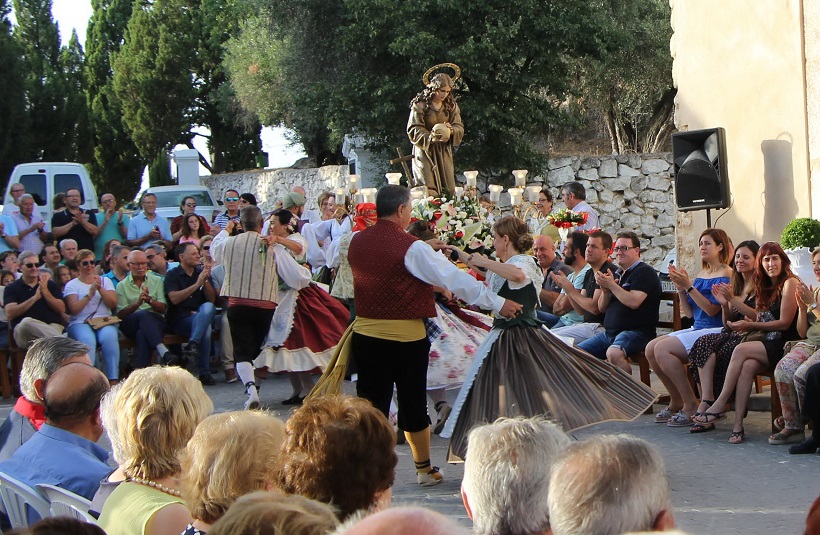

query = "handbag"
[{"left": 87, "top": 315, "right": 121, "bottom": 330}]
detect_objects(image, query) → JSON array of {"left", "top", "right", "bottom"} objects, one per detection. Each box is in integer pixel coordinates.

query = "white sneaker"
[
  {"left": 433, "top": 403, "right": 452, "bottom": 435},
  {"left": 417, "top": 466, "right": 443, "bottom": 487},
  {"left": 244, "top": 384, "right": 260, "bottom": 410}
]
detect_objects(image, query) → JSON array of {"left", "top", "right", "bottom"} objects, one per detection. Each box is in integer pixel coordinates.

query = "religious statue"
[{"left": 407, "top": 63, "right": 464, "bottom": 196}]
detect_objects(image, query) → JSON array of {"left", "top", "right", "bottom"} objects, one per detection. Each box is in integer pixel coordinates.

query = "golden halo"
[{"left": 422, "top": 63, "right": 461, "bottom": 86}]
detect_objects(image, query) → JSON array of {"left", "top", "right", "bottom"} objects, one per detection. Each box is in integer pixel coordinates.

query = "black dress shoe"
[
  {"left": 162, "top": 352, "right": 182, "bottom": 367},
  {"left": 199, "top": 374, "right": 216, "bottom": 386},
  {"left": 281, "top": 395, "right": 305, "bottom": 406},
  {"left": 789, "top": 436, "right": 819, "bottom": 454}
]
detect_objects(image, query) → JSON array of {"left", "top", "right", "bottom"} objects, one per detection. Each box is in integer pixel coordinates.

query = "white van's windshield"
[{"left": 151, "top": 190, "right": 214, "bottom": 209}]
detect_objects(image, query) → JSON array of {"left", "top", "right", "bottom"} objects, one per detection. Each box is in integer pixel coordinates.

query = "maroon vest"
[{"left": 349, "top": 219, "right": 436, "bottom": 319}]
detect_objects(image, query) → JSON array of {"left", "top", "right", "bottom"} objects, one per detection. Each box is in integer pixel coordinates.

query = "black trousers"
[
  {"left": 353, "top": 332, "right": 431, "bottom": 433},
  {"left": 227, "top": 305, "right": 275, "bottom": 364},
  {"left": 805, "top": 363, "right": 820, "bottom": 439}
]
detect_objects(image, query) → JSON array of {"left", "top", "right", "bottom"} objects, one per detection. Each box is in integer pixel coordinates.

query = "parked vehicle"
[
  {"left": 142, "top": 185, "right": 221, "bottom": 224},
  {"left": 3, "top": 162, "right": 99, "bottom": 230}
]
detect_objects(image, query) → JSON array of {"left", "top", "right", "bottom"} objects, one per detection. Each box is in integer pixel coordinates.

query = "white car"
[{"left": 141, "top": 185, "right": 221, "bottom": 224}]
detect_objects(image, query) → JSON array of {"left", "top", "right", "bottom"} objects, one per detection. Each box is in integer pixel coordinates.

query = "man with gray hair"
[
  {"left": 0, "top": 337, "right": 93, "bottom": 461},
  {"left": 461, "top": 417, "right": 570, "bottom": 535},
  {"left": 11, "top": 193, "right": 46, "bottom": 254},
  {"left": 146, "top": 243, "right": 178, "bottom": 278},
  {"left": 561, "top": 181, "right": 599, "bottom": 232},
  {"left": 5, "top": 250, "right": 66, "bottom": 347},
  {"left": 59, "top": 238, "right": 78, "bottom": 262},
  {"left": 547, "top": 434, "right": 676, "bottom": 535},
  {"left": 332, "top": 506, "right": 470, "bottom": 535}
]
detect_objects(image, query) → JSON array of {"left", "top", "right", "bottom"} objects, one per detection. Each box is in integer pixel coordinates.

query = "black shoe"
[
  {"left": 199, "top": 374, "right": 216, "bottom": 386},
  {"left": 281, "top": 395, "right": 305, "bottom": 406},
  {"left": 789, "top": 436, "right": 819, "bottom": 454},
  {"left": 162, "top": 352, "right": 183, "bottom": 367},
  {"left": 183, "top": 341, "right": 200, "bottom": 362}
]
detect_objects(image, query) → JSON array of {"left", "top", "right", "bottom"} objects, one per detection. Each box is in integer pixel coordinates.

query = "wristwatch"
[
  {"left": 810, "top": 303, "right": 818, "bottom": 311},
  {"left": 146, "top": 296, "right": 153, "bottom": 305}
]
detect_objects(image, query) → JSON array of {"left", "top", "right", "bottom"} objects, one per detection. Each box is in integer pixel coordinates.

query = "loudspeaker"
[{"left": 672, "top": 127, "right": 730, "bottom": 211}]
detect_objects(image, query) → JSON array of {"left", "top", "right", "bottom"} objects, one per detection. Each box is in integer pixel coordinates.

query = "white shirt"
[
  {"left": 403, "top": 240, "right": 505, "bottom": 314},
  {"left": 303, "top": 217, "right": 352, "bottom": 271},
  {"left": 573, "top": 200, "right": 599, "bottom": 232},
  {"left": 64, "top": 277, "right": 116, "bottom": 326},
  {"left": 210, "top": 230, "right": 311, "bottom": 291}
]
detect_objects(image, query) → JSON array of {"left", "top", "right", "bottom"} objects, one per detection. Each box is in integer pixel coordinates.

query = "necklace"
[{"left": 126, "top": 474, "right": 181, "bottom": 497}]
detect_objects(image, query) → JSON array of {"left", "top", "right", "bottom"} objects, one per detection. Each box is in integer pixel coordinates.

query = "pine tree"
[{"left": 0, "top": 0, "right": 29, "bottom": 183}]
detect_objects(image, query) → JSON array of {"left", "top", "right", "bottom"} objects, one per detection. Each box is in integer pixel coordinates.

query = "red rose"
[{"left": 455, "top": 230, "right": 464, "bottom": 238}]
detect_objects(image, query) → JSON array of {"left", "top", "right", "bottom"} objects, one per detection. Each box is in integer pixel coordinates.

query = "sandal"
[
  {"left": 773, "top": 416, "right": 785, "bottom": 431},
  {"left": 693, "top": 410, "right": 726, "bottom": 424},
  {"left": 693, "top": 400, "right": 715, "bottom": 418},
  {"left": 654, "top": 407, "right": 674, "bottom": 424},
  {"left": 667, "top": 411, "right": 695, "bottom": 427},
  {"left": 690, "top": 421, "right": 716, "bottom": 433},
  {"left": 728, "top": 428, "right": 745, "bottom": 444},
  {"left": 768, "top": 430, "right": 805, "bottom": 445}
]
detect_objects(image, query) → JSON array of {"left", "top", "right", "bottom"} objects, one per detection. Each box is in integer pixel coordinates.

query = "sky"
[{"left": 16, "top": 0, "right": 307, "bottom": 174}]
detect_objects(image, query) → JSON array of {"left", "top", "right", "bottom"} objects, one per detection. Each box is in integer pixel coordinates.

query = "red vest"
[{"left": 349, "top": 219, "right": 436, "bottom": 319}]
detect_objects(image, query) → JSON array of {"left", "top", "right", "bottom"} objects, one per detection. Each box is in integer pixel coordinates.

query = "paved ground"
[{"left": 3, "top": 368, "right": 817, "bottom": 534}]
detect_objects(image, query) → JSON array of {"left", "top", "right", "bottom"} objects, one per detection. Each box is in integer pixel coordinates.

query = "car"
[{"left": 141, "top": 185, "right": 221, "bottom": 224}]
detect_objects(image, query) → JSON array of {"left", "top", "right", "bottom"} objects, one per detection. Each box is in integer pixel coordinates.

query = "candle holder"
[
  {"left": 512, "top": 169, "right": 528, "bottom": 188},
  {"left": 463, "top": 170, "right": 479, "bottom": 198},
  {"left": 385, "top": 173, "right": 402, "bottom": 186},
  {"left": 361, "top": 187, "right": 377, "bottom": 204}
]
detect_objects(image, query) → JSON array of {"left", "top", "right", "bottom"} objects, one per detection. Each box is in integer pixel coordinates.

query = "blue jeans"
[
  {"left": 67, "top": 323, "right": 121, "bottom": 380},
  {"left": 171, "top": 302, "right": 216, "bottom": 375},
  {"left": 577, "top": 330, "right": 651, "bottom": 361},
  {"left": 536, "top": 310, "right": 562, "bottom": 329}
]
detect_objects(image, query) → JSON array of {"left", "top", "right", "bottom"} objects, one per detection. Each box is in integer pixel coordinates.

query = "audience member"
[
  {"left": 209, "top": 491, "right": 339, "bottom": 535},
  {"left": 90, "top": 382, "right": 123, "bottom": 516},
  {"left": 116, "top": 249, "right": 179, "bottom": 368},
  {"left": 14, "top": 516, "right": 107, "bottom": 535},
  {"left": 199, "top": 235, "right": 215, "bottom": 267},
  {"left": 54, "top": 264, "right": 72, "bottom": 293},
  {"left": 60, "top": 238, "right": 79, "bottom": 262},
  {"left": 103, "top": 245, "right": 131, "bottom": 288},
  {"left": 0, "top": 251, "right": 18, "bottom": 277},
  {"left": 97, "top": 366, "right": 213, "bottom": 535},
  {"left": 791, "top": 362, "right": 820, "bottom": 454},
  {"left": 577, "top": 231, "right": 662, "bottom": 374},
  {"left": 52, "top": 188, "right": 98, "bottom": 251},
  {"left": 208, "top": 261, "right": 235, "bottom": 383},
  {"left": 52, "top": 192, "right": 66, "bottom": 212},
  {"left": 11, "top": 194, "right": 45, "bottom": 254},
  {"left": 552, "top": 230, "right": 616, "bottom": 343},
  {"left": 180, "top": 411, "right": 287, "bottom": 533},
  {"left": 239, "top": 193, "right": 257, "bottom": 206},
  {"left": 0, "top": 269, "right": 13, "bottom": 286},
  {"left": 100, "top": 238, "right": 121, "bottom": 274},
  {"left": 171, "top": 196, "right": 210, "bottom": 242},
  {"left": 533, "top": 235, "right": 571, "bottom": 319},
  {"left": 0, "top": 269, "right": 12, "bottom": 346},
  {"left": 146, "top": 243, "right": 179, "bottom": 278},
  {"left": 462, "top": 417, "right": 570, "bottom": 535},
  {"left": 0, "top": 210, "right": 20, "bottom": 254},
  {"left": 0, "top": 337, "right": 92, "bottom": 461},
  {"left": 127, "top": 192, "right": 172, "bottom": 249},
  {"left": 548, "top": 434, "right": 675, "bottom": 535},
  {"left": 544, "top": 231, "right": 591, "bottom": 329},
  {"left": 560, "top": 181, "right": 599, "bottom": 232},
  {"left": 178, "top": 213, "right": 207, "bottom": 247},
  {"left": 64, "top": 249, "right": 120, "bottom": 382},
  {"left": 4, "top": 182, "right": 25, "bottom": 213},
  {"left": 331, "top": 507, "right": 470, "bottom": 535},
  {"left": 212, "top": 189, "right": 241, "bottom": 230},
  {"left": 281, "top": 191, "right": 307, "bottom": 232},
  {"left": 95, "top": 193, "right": 129, "bottom": 259},
  {"left": 276, "top": 396, "right": 396, "bottom": 520},
  {"left": 5, "top": 250, "right": 66, "bottom": 347},
  {"left": 41, "top": 244, "right": 62, "bottom": 273},
  {"left": 0, "top": 361, "right": 110, "bottom": 501},
  {"left": 165, "top": 242, "right": 217, "bottom": 384}
]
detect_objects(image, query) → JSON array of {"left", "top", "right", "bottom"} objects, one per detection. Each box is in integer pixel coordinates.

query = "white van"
[{"left": 3, "top": 162, "right": 99, "bottom": 230}]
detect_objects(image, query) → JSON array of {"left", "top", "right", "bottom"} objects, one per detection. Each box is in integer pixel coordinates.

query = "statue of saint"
[{"left": 407, "top": 65, "right": 464, "bottom": 196}]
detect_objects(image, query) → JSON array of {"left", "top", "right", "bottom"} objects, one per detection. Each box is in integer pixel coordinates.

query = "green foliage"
[
  {"left": 781, "top": 218, "right": 820, "bottom": 250},
  {"left": 0, "top": 0, "right": 29, "bottom": 182},
  {"left": 148, "top": 151, "right": 173, "bottom": 187},
  {"left": 61, "top": 30, "right": 93, "bottom": 164}
]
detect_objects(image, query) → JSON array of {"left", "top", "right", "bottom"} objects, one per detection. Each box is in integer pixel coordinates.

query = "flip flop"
[
  {"left": 693, "top": 410, "right": 726, "bottom": 424},
  {"left": 690, "top": 421, "right": 715, "bottom": 433},
  {"left": 728, "top": 428, "right": 745, "bottom": 444}
]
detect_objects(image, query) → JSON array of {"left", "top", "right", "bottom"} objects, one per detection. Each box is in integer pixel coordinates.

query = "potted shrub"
[{"left": 781, "top": 218, "right": 820, "bottom": 284}]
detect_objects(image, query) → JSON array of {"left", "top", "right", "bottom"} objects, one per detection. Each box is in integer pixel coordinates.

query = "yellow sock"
[{"left": 405, "top": 427, "right": 432, "bottom": 473}]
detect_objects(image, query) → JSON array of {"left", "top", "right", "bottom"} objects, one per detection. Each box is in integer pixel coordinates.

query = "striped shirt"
[{"left": 212, "top": 211, "right": 240, "bottom": 230}]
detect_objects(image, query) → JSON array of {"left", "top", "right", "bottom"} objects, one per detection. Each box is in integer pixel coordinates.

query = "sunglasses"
[
  {"left": 202, "top": 246, "right": 211, "bottom": 251},
  {"left": 239, "top": 199, "right": 249, "bottom": 204},
  {"left": 23, "top": 262, "right": 38, "bottom": 269},
  {"left": 225, "top": 197, "right": 240, "bottom": 202},
  {"left": 79, "top": 260, "right": 94, "bottom": 267}
]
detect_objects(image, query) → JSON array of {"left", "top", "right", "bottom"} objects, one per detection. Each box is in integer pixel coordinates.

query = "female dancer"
[
  {"left": 407, "top": 71, "right": 463, "bottom": 195},
  {"left": 646, "top": 228, "right": 733, "bottom": 427},
  {"left": 441, "top": 216, "right": 656, "bottom": 460},
  {"left": 687, "top": 240, "right": 760, "bottom": 432},
  {"left": 256, "top": 209, "right": 349, "bottom": 404},
  {"left": 694, "top": 242, "right": 799, "bottom": 443}
]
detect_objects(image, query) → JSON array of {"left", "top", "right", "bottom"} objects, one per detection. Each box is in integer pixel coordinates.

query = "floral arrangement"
[
  {"left": 547, "top": 208, "right": 588, "bottom": 229},
  {"left": 411, "top": 195, "right": 494, "bottom": 253}
]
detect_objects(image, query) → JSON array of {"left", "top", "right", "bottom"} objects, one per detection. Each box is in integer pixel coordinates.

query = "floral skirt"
[
  {"left": 688, "top": 331, "right": 741, "bottom": 398},
  {"left": 426, "top": 303, "right": 492, "bottom": 390}
]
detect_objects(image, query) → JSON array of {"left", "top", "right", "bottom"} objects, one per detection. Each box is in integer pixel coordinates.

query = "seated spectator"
[
  {"left": 16, "top": 516, "right": 107, "bottom": 534},
  {"left": 165, "top": 243, "right": 216, "bottom": 384},
  {"left": 239, "top": 193, "right": 257, "bottom": 207},
  {"left": 41, "top": 244, "right": 62, "bottom": 273},
  {"left": 0, "top": 251, "right": 18, "bottom": 277},
  {"left": 0, "top": 211, "right": 20, "bottom": 254},
  {"left": 209, "top": 491, "right": 338, "bottom": 535},
  {"left": 577, "top": 231, "right": 662, "bottom": 374},
  {"left": 53, "top": 264, "right": 72, "bottom": 293},
  {"left": 180, "top": 411, "right": 287, "bottom": 533},
  {"left": 533, "top": 235, "right": 572, "bottom": 321},
  {"left": 97, "top": 366, "right": 214, "bottom": 535},
  {"left": 52, "top": 188, "right": 98, "bottom": 252},
  {"left": 95, "top": 193, "right": 129, "bottom": 260},
  {"left": 64, "top": 249, "right": 121, "bottom": 383},
  {"left": 200, "top": 235, "right": 216, "bottom": 267},
  {"left": 461, "top": 417, "right": 570, "bottom": 535},
  {"left": 171, "top": 196, "right": 210, "bottom": 243},
  {"left": 52, "top": 192, "right": 66, "bottom": 212},
  {"left": 208, "top": 260, "right": 235, "bottom": 383},
  {"left": 0, "top": 270, "right": 11, "bottom": 346},
  {"left": 178, "top": 213, "right": 207, "bottom": 247},
  {"left": 4, "top": 182, "right": 24, "bottom": 214},
  {"left": 331, "top": 507, "right": 470, "bottom": 535},
  {"left": 543, "top": 231, "right": 591, "bottom": 329},
  {"left": 12, "top": 194, "right": 46, "bottom": 255},
  {"left": 4, "top": 250, "right": 66, "bottom": 347},
  {"left": 0, "top": 360, "right": 111, "bottom": 501},
  {"left": 0, "top": 337, "right": 93, "bottom": 461},
  {"left": 0, "top": 269, "right": 14, "bottom": 286},
  {"left": 146, "top": 243, "right": 179, "bottom": 278},
  {"left": 66, "top": 258, "right": 80, "bottom": 279},
  {"left": 60, "top": 238, "right": 79, "bottom": 263},
  {"left": 104, "top": 245, "right": 131, "bottom": 288},
  {"left": 276, "top": 395, "right": 397, "bottom": 520},
  {"left": 790, "top": 362, "right": 820, "bottom": 454},
  {"left": 116, "top": 250, "right": 180, "bottom": 368},
  {"left": 100, "top": 238, "right": 122, "bottom": 274},
  {"left": 212, "top": 189, "right": 241, "bottom": 230},
  {"left": 127, "top": 192, "right": 172, "bottom": 250},
  {"left": 548, "top": 434, "right": 676, "bottom": 535},
  {"left": 90, "top": 382, "right": 124, "bottom": 517}
]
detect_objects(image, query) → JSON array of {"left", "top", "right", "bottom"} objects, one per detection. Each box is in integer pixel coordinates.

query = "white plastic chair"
[
  {"left": 36, "top": 483, "right": 97, "bottom": 523},
  {"left": 0, "top": 471, "right": 50, "bottom": 527}
]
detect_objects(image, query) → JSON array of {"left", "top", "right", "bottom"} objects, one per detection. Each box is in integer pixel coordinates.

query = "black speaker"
[{"left": 672, "top": 127, "right": 730, "bottom": 211}]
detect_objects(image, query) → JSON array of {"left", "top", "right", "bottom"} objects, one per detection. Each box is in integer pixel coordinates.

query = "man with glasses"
[
  {"left": 3, "top": 183, "right": 25, "bottom": 215},
  {"left": 12, "top": 194, "right": 46, "bottom": 255},
  {"left": 94, "top": 193, "right": 129, "bottom": 259},
  {"left": 145, "top": 244, "right": 179, "bottom": 278},
  {"left": 213, "top": 189, "right": 241, "bottom": 230},
  {"left": 577, "top": 231, "right": 662, "bottom": 374},
  {"left": 127, "top": 192, "right": 172, "bottom": 249},
  {"left": 170, "top": 196, "right": 210, "bottom": 242},
  {"left": 52, "top": 188, "right": 98, "bottom": 251},
  {"left": 103, "top": 245, "right": 132, "bottom": 288},
  {"left": 116, "top": 249, "right": 181, "bottom": 368},
  {"left": 560, "top": 182, "right": 599, "bottom": 232},
  {"left": 4, "top": 251, "right": 66, "bottom": 347}
]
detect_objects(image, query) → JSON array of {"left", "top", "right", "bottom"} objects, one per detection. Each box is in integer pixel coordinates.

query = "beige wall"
[{"left": 671, "top": 0, "right": 811, "bottom": 267}]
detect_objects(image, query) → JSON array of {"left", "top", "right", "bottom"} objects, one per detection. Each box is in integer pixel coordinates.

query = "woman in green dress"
[{"left": 441, "top": 216, "right": 656, "bottom": 461}]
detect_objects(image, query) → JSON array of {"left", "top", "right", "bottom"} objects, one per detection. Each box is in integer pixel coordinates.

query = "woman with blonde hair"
[
  {"left": 209, "top": 491, "right": 338, "bottom": 535},
  {"left": 179, "top": 411, "right": 287, "bottom": 534},
  {"left": 97, "top": 366, "right": 214, "bottom": 535}
]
